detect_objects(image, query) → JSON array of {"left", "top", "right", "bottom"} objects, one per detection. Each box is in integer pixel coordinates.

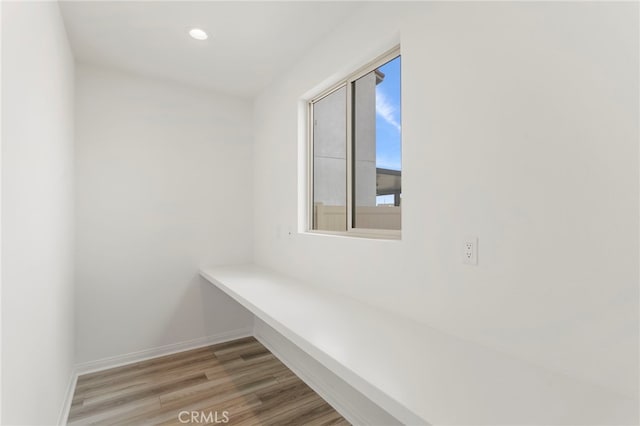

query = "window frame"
[{"left": 307, "top": 46, "right": 402, "bottom": 240}]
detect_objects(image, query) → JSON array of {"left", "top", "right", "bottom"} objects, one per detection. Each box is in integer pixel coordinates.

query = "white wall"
[
  {"left": 253, "top": 0, "right": 639, "bottom": 415},
  {"left": 1, "top": 2, "right": 76, "bottom": 424},
  {"left": 75, "top": 64, "right": 254, "bottom": 364}
]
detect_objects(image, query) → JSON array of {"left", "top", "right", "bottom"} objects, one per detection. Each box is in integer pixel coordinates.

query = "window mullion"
[
  {"left": 345, "top": 80, "right": 354, "bottom": 232},
  {"left": 308, "top": 101, "right": 315, "bottom": 231}
]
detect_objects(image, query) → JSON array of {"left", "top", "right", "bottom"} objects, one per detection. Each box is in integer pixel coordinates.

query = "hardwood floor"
[{"left": 68, "top": 337, "right": 349, "bottom": 425}]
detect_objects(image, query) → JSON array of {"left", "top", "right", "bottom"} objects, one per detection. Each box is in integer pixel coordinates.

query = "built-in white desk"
[{"left": 200, "top": 264, "right": 633, "bottom": 426}]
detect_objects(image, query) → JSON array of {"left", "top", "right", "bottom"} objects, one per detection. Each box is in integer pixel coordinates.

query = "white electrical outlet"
[{"left": 463, "top": 237, "right": 478, "bottom": 265}]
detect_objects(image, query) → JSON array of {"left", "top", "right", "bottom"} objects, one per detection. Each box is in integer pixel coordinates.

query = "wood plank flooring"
[{"left": 68, "top": 337, "right": 349, "bottom": 426}]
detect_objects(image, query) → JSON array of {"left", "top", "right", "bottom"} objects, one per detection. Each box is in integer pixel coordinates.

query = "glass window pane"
[
  {"left": 312, "top": 86, "right": 347, "bottom": 231},
  {"left": 353, "top": 56, "right": 401, "bottom": 230}
]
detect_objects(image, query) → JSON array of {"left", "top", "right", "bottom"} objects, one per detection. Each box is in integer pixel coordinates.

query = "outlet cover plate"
[{"left": 463, "top": 237, "right": 478, "bottom": 265}]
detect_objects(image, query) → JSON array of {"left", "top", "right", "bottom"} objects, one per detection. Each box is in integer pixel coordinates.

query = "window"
[{"left": 309, "top": 48, "right": 401, "bottom": 236}]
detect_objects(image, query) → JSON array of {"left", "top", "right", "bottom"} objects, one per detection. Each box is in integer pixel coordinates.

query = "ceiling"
[{"left": 59, "top": 1, "right": 361, "bottom": 98}]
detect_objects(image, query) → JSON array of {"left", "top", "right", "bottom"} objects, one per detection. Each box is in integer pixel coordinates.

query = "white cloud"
[{"left": 376, "top": 88, "right": 401, "bottom": 133}]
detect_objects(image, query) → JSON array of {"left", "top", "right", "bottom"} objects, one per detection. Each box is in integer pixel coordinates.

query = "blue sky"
[{"left": 375, "top": 56, "right": 402, "bottom": 171}]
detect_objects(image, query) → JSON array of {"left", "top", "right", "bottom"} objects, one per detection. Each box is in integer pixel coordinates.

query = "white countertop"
[{"left": 201, "top": 264, "right": 632, "bottom": 425}]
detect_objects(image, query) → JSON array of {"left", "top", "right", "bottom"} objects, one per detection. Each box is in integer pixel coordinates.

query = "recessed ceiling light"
[{"left": 189, "top": 28, "right": 208, "bottom": 41}]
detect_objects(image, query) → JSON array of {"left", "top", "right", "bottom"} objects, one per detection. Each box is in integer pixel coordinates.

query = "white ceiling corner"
[{"left": 59, "top": 1, "right": 361, "bottom": 98}]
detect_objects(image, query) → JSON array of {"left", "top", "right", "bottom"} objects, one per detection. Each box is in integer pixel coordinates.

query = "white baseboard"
[
  {"left": 59, "top": 324, "right": 398, "bottom": 426},
  {"left": 59, "top": 327, "right": 252, "bottom": 425},
  {"left": 253, "top": 319, "right": 401, "bottom": 426},
  {"left": 57, "top": 369, "right": 78, "bottom": 426},
  {"left": 74, "top": 327, "right": 252, "bottom": 376}
]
